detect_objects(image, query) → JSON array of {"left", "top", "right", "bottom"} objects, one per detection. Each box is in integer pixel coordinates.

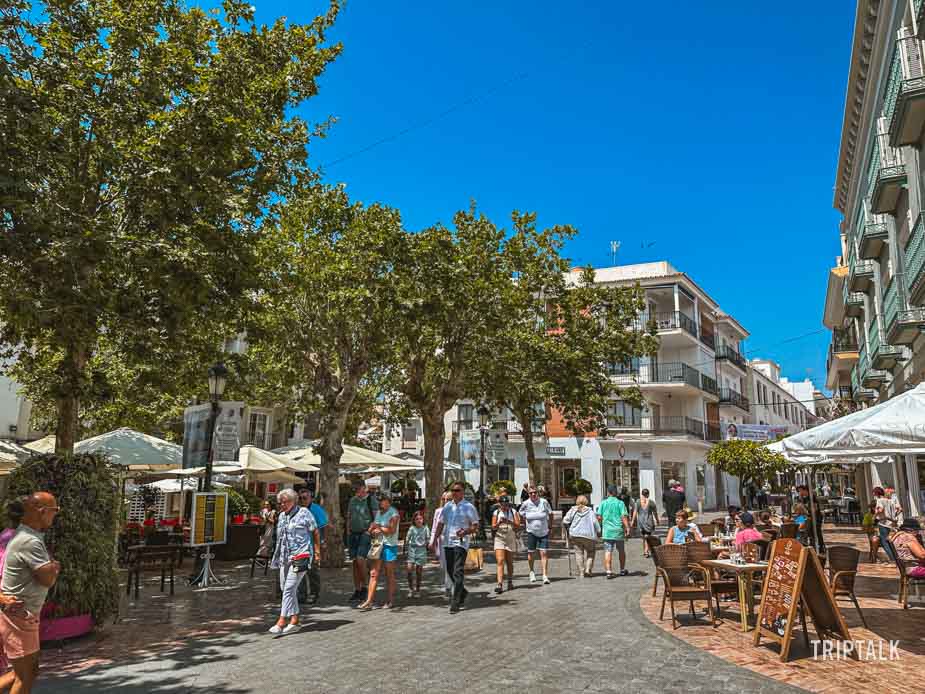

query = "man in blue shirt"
[{"left": 298, "top": 488, "right": 327, "bottom": 604}]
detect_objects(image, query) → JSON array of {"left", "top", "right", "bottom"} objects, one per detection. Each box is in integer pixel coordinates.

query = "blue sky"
[{"left": 258, "top": 1, "right": 854, "bottom": 394}]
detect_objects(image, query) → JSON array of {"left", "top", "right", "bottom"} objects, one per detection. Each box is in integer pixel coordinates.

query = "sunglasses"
[{"left": 451, "top": 488, "right": 464, "bottom": 493}]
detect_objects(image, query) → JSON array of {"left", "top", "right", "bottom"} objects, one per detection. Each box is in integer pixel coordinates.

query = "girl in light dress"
[{"left": 405, "top": 511, "right": 430, "bottom": 598}]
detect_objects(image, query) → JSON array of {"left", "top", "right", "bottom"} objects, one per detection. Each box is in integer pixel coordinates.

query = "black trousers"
[
  {"left": 297, "top": 563, "right": 321, "bottom": 599},
  {"left": 444, "top": 546, "right": 468, "bottom": 607}
]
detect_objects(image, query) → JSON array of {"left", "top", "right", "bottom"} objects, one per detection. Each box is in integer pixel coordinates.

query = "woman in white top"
[
  {"left": 564, "top": 495, "right": 601, "bottom": 577},
  {"left": 492, "top": 496, "right": 521, "bottom": 593},
  {"left": 359, "top": 495, "right": 400, "bottom": 610}
]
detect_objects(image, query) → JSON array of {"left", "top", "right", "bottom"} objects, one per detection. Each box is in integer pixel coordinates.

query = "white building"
[
  {"left": 0, "top": 374, "right": 43, "bottom": 443},
  {"left": 747, "top": 360, "right": 816, "bottom": 433}
]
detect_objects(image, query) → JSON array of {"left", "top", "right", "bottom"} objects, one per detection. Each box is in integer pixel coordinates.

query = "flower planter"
[{"left": 40, "top": 613, "right": 93, "bottom": 643}]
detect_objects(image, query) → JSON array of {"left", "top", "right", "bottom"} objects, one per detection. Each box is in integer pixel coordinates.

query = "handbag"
[
  {"left": 368, "top": 535, "right": 384, "bottom": 560},
  {"left": 464, "top": 547, "right": 484, "bottom": 572}
]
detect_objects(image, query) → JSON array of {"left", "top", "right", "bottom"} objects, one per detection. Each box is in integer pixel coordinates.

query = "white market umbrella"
[
  {"left": 273, "top": 439, "right": 414, "bottom": 469},
  {"left": 771, "top": 383, "right": 925, "bottom": 458},
  {"left": 0, "top": 440, "right": 32, "bottom": 466},
  {"left": 76, "top": 428, "right": 181, "bottom": 471},
  {"left": 24, "top": 436, "right": 56, "bottom": 454}
]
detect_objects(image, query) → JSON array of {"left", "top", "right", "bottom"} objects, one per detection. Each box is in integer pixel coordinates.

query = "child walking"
[{"left": 405, "top": 511, "right": 430, "bottom": 598}]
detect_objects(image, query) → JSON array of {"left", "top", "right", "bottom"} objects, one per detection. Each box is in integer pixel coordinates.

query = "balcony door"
[{"left": 247, "top": 412, "right": 269, "bottom": 448}]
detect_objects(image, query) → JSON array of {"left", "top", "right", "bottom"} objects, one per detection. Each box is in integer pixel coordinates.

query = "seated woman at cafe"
[
  {"left": 667, "top": 510, "right": 703, "bottom": 544},
  {"left": 891, "top": 519, "right": 925, "bottom": 578},
  {"left": 733, "top": 512, "right": 768, "bottom": 549},
  {"left": 723, "top": 505, "right": 741, "bottom": 533}
]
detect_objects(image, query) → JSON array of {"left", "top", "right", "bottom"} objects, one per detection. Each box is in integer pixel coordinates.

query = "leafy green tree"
[
  {"left": 477, "top": 214, "right": 658, "bottom": 483},
  {"left": 245, "top": 186, "right": 406, "bottom": 567},
  {"left": 0, "top": 0, "right": 341, "bottom": 453},
  {"left": 706, "top": 439, "right": 789, "bottom": 504},
  {"left": 386, "top": 206, "right": 518, "bottom": 516}
]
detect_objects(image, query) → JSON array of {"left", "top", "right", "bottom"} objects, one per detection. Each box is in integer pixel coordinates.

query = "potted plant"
[
  {"left": 564, "top": 477, "right": 593, "bottom": 498},
  {"left": 6, "top": 453, "right": 119, "bottom": 640}
]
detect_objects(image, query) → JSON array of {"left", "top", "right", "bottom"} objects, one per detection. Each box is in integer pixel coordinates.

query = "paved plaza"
[{"left": 36, "top": 536, "right": 802, "bottom": 694}]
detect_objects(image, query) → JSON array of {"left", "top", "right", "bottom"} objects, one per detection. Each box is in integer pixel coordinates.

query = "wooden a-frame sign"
[{"left": 754, "top": 538, "right": 851, "bottom": 661}]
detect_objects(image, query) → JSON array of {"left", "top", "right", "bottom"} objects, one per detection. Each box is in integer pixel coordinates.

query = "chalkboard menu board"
[
  {"left": 754, "top": 539, "right": 850, "bottom": 661},
  {"left": 758, "top": 538, "right": 803, "bottom": 636}
]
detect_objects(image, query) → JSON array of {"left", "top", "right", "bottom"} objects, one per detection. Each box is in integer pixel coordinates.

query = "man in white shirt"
[
  {"left": 519, "top": 486, "right": 553, "bottom": 584},
  {"left": 430, "top": 483, "right": 479, "bottom": 613}
]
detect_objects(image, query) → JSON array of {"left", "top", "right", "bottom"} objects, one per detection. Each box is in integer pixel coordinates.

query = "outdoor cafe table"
[{"left": 700, "top": 558, "right": 768, "bottom": 633}]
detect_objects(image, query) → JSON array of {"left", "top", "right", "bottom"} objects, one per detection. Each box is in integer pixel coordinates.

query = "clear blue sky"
[{"left": 258, "top": 1, "right": 854, "bottom": 394}]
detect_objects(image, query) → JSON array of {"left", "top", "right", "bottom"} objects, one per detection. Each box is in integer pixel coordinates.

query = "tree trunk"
[
  {"left": 421, "top": 406, "right": 446, "bottom": 523},
  {"left": 519, "top": 410, "right": 541, "bottom": 486},
  {"left": 55, "top": 344, "right": 88, "bottom": 455},
  {"left": 317, "top": 432, "right": 346, "bottom": 569}
]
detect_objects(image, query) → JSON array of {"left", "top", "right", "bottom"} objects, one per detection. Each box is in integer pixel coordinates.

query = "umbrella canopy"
[
  {"left": 0, "top": 440, "right": 32, "bottom": 465},
  {"left": 273, "top": 439, "right": 415, "bottom": 469},
  {"left": 144, "top": 478, "right": 229, "bottom": 494},
  {"left": 60, "top": 428, "right": 181, "bottom": 470},
  {"left": 24, "top": 436, "right": 55, "bottom": 454},
  {"left": 772, "top": 383, "right": 925, "bottom": 458}
]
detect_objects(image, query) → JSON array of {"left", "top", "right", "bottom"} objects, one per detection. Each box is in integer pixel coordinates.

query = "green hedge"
[{"left": 6, "top": 453, "right": 119, "bottom": 623}]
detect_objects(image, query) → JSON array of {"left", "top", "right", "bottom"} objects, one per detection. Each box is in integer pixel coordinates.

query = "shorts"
[
  {"left": 348, "top": 531, "right": 371, "bottom": 559},
  {"left": 525, "top": 533, "right": 549, "bottom": 552},
  {"left": 382, "top": 544, "right": 398, "bottom": 562},
  {"left": 493, "top": 526, "right": 517, "bottom": 552},
  {"left": 0, "top": 610, "right": 39, "bottom": 660},
  {"left": 407, "top": 546, "right": 427, "bottom": 566},
  {"left": 603, "top": 539, "right": 625, "bottom": 553},
  {"left": 640, "top": 529, "right": 653, "bottom": 537}
]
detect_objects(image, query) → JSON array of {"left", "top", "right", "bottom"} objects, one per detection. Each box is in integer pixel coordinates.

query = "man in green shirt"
[
  {"left": 346, "top": 482, "right": 375, "bottom": 601},
  {"left": 597, "top": 485, "right": 630, "bottom": 578}
]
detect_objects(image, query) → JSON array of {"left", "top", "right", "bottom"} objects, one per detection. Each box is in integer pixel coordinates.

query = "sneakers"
[
  {"left": 494, "top": 583, "right": 503, "bottom": 594},
  {"left": 413, "top": 589, "right": 421, "bottom": 598},
  {"left": 268, "top": 624, "right": 283, "bottom": 635},
  {"left": 306, "top": 594, "right": 319, "bottom": 605},
  {"left": 408, "top": 589, "right": 415, "bottom": 599},
  {"left": 619, "top": 569, "right": 629, "bottom": 577},
  {"left": 529, "top": 571, "right": 537, "bottom": 583},
  {"left": 606, "top": 572, "right": 614, "bottom": 579},
  {"left": 282, "top": 623, "right": 301, "bottom": 635},
  {"left": 542, "top": 575, "right": 551, "bottom": 585}
]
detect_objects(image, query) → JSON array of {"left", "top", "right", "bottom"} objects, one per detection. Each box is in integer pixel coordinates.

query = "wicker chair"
[
  {"left": 687, "top": 541, "right": 737, "bottom": 618},
  {"left": 645, "top": 535, "right": 663, "bottom": 596},
  {"left": 826, "top": 545, "right": 867, "bottom": 627},
  {"left": 654, "top": 544, "right": 717, "bottom": 629},
  {"left": 884, "top": 538, "right": 925, "bottom": 609}
]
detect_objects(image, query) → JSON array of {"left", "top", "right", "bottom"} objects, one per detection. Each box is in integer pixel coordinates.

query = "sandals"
[
  {"left": 358, "top": 601, "right": 374, "bottom": 610},
  {"left": 494, "top": 583, "right": 503, "bottom": 594}
]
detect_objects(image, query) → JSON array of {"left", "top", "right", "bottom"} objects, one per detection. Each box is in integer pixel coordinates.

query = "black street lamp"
[
  {"left": 203, "top": 362, "right": 228, "bottom": 492},
  {"left": 477, "top": 405, "right": 490, "bottom": 528}
]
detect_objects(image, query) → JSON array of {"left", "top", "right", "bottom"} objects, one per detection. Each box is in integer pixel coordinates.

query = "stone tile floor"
[
  {"left": 35, "top": 537, "right": 804, "bottom": 693},
  {"left": 640, "top": 525, "right": 925, "bottom": 694}
]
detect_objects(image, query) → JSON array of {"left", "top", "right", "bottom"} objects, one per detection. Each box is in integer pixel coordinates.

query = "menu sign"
[
  {"left": 190, "top": 492, "right": 228, "bottom": 547},
  {"left": 754, "top": 539, "right": 850, "bottom": 661}
]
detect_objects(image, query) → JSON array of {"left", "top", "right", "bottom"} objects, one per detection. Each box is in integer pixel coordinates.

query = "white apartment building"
[
  {"left": 385, "top": 261, "right": 774, "bottom": 511},
  {"left": 0, "top": 374, "right": 43, "bottom": 443},
  {"left": 747, "top": 360, "right": 816, "bottom": 434}
]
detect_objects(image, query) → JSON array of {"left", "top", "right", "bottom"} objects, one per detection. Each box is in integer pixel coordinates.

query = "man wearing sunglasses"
[
  {"left": 0, "top": 492, "right": 61, "bottom": 694},
  {"left": 430, "top": 484, "right": 479, "bottom": 613},
  {"left": 520, "top": 487, "right": 553, "bottom": 584}
]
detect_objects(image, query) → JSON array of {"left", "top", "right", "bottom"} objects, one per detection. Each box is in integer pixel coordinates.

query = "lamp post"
[
  {"left": 203, "top": 362, "right": 228, "bottom": 492},
  {"left": 478, "top": 406, "right": 490, "bottom": 528}
]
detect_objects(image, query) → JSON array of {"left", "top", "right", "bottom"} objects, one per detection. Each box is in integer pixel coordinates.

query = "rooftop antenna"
[{"left": 610, "top": 240, "right": 621, "bottom": 266}]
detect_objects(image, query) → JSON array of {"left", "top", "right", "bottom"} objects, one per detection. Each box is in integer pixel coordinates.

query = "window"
[
  {"left": 605, "top": 460, "right": 640, "bottom": 498},
  {"left": 402, "top": 426, "right": 417, "bottom": 449},
  {"left": 248, "top": 412, "right": 269, "bottom": 447},
  {"left": 457, "top": 404, "right": 473, "bottom": 429},
  {"left": 606, "top": 401, "right": 642, "bottom": 427}
]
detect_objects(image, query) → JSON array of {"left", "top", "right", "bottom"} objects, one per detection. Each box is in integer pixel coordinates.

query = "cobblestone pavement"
[{"left": 37, "top": 535, "right": 804, "bottom": 694}]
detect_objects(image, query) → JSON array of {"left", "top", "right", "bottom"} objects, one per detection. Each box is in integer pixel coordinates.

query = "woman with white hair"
[{"left": 269, "top": 488, "right": 319, "bottom": 635}]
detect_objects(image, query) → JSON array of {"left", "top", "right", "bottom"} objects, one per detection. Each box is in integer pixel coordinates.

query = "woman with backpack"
[{"left": 631, "top": 488, "right": 658, "bottom": 558}]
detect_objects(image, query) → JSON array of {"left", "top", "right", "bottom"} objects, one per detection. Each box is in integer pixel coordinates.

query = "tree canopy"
[
  {"left": 0, "top": 0, "right": 341, "bottom": 452},
  {"left": 706, "top": 439, "right": 789, "bottom": 499}
]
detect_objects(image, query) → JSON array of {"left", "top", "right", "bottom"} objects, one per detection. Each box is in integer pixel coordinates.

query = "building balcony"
[
  {"left": 844, "top": 291, "right": 865, "bottom": 317},
  {"left": 887, "top": 30, "right": 925, "bottom": 146},
  {"left": 868, "top": 157, "right": 907, "bottom": 215},
  {"left": 605, "top": 415, "right": 708, "bottom": 441},
  {"left": 858, "top": 221, "right": 890, "bottom": 260},
  {"left": 502, "top": 418, "right": 546, "bottom": 440},
  {"left": 854, "top": 386, "right": 878, "bottom": 402},
  {"left": 906, "top": 215, "right": 925, "bottom": 306},
  {"left": 847, "top": 261, "right": 874, "bottom": 293},
  {"left": 634, "top": 311, "right": 698, "bottom": 340},
  {"left": 700, "top": 374, "right": 718, "bottom": 397},
  {"left": 715, "top": 345, "right": 747, "bottom": 371},
  {"left": 871, "top": 343, "right": 906, "bottom": 370},
  {"left": 861, "top": 368, "right": 888, "bottom": 389},
  {"left": 718, "top": 387, "right": 749, "bottom": 412},
  {"left": 886, "top": 306, "right": 925, "bottom": 345}
]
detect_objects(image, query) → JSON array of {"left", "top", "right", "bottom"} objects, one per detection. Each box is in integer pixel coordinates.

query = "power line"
[{"left": 320, "top": 70, "right": 530, "bottom": 170}]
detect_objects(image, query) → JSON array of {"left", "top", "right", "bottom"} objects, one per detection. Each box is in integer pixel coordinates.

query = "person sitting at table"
[
  {"left": 733, "top": 512, "right": 768, "bottom": 550},
  {"left": 667, "top": 510, "right": 702, "bottom": 544},
  {"left": 755, "top": 510, "right": 774, "bottom": 531},
  {"left": 723, "top": 505, "right": 741, "bottom": 534},
  {"left": 890, "top": 518, "right": 925, "bottom": 578}
]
